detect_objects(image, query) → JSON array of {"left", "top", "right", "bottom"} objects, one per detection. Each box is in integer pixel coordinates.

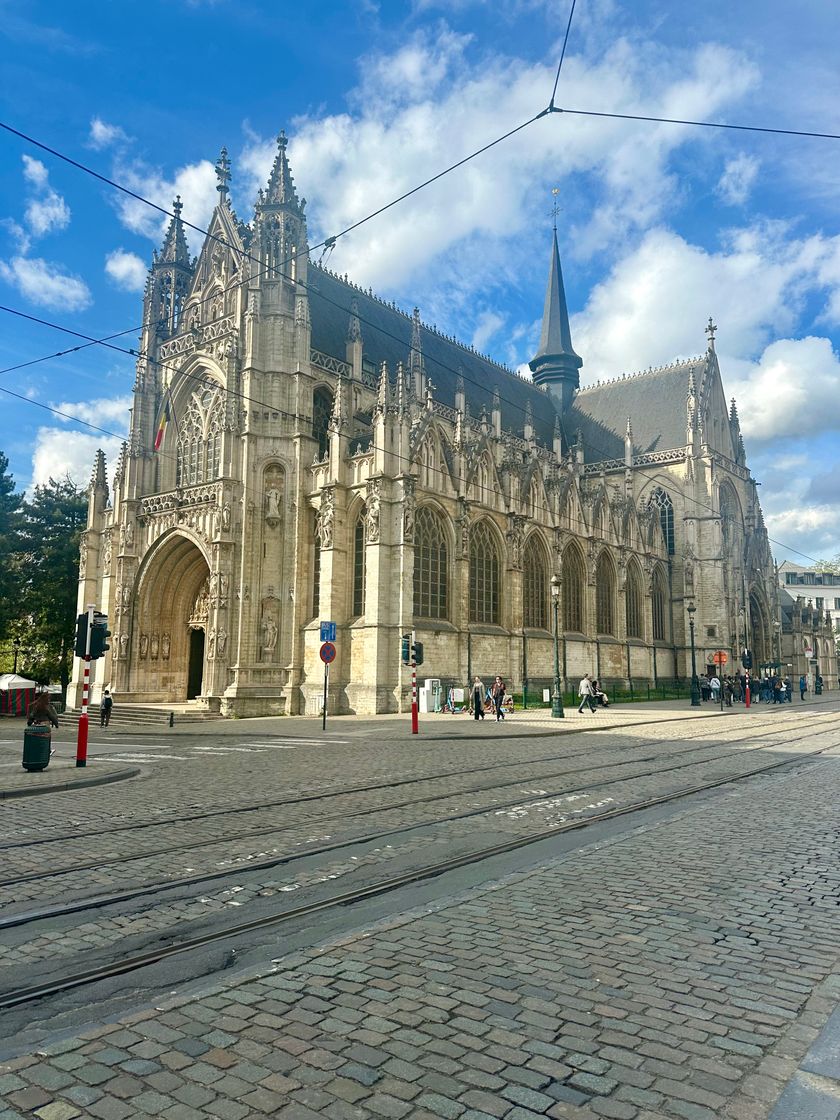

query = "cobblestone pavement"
[{"left": 1, "top": 722, "right": 838, "bottom": 1119}]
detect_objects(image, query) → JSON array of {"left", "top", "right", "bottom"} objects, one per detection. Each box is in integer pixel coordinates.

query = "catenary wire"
[
  {"left": 0, "top": 302, "right": 826, "bottom": 569},
  {"left": 549, "top": 0, "right": 577, "bottom": 109},
  {"left": 549, "top": 104, "right": 840, "bottom": 141}
]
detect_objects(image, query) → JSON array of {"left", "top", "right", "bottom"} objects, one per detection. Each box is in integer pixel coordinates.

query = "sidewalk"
[{"left": 0, "top": 752, "right": 140, "bottom": 800}]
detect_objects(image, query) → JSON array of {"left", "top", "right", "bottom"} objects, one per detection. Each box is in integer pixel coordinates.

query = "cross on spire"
[
  {"left": 706, "top": 316, "right": 717, "bottom": 350},
  {"left": 550, "top": 186, "right": 561, "bottom": 232},
  {"left": 215, "top": 147, "right": 231, "bottom": 198}
]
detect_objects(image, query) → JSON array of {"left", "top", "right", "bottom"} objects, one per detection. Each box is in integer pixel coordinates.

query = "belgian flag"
[{"left": 154, "top": 392, "right": 171, "bottom": 451}]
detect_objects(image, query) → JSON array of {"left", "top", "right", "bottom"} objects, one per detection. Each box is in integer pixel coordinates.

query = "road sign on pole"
[
  {"left": 320, "top": 641, "right": 336, "bottom": 664},
  {"left": 320, "top": 621, "right": 336, "bottom": 642},
  {"left": 712, "top": 650, "right": 728, "bottom": 666}
]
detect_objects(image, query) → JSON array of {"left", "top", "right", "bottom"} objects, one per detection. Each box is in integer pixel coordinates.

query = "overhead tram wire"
[
  {"left": 548, "top": 0, "right": 577, "bottom": 110},
  {"left": 0, "top": 304, "right": 826, "bottom": 569},
  {"left": 547, "top": 104, "right": 840, "bottom": 142}
]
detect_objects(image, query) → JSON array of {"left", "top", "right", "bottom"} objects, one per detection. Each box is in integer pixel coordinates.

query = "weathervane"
[
  {"left": 706, "top": 316, "right": 717, "bottom": 350},
  {"left": 550, "top": 186, "right": 561, "bottom": 231}
]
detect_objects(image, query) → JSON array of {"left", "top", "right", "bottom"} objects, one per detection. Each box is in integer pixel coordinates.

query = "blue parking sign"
[{"left": 320, "top": 620, "right": 336, "bottom": 642}]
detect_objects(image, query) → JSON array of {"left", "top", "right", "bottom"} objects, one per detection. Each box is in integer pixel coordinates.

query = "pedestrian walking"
[
  {"left": 799, "top": 674, "right": 807, "bottom": 701},
  {"left": 100, "top": 689, "right": 113, "bottom": 726},
  {"left": 709, "top": 674, "right": 721, "bottom": 704},
  {"left": 472, "top": 676, "right": 485, "bottom": 721},
  {"left": 491, "top": 676, "right": 506, "bottom": 721},
  {"left": 577, "top": 674, "right": 597, "bottom": 714}
]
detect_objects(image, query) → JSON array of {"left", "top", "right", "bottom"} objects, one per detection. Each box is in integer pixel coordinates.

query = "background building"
[
  {"left": 71, "top": 137, "right": 785, "bottom": 715},
  {"left": 777, "top": 561, "right": 839, "bottom": 685}
]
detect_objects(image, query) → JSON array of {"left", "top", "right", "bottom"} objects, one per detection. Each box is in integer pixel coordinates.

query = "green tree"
[
  {"left": 0, "top": 451, "right": 23, "bottom": 654},
  {"left": 18, "top": 476, "right": 86, "bottom": 698}
]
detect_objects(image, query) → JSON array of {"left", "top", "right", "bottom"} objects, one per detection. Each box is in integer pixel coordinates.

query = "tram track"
[
  {"left": 3, "top": 715, "right": 837, "bottom": 903},
  {"left": 3, "top": 706, "right": 823, "bottom": 851},
  {"left": 1, "top": 732, "right": 836, "bottom": 1013}
]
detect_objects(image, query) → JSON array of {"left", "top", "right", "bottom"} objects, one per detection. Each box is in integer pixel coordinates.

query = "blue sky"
[{"left": 1, "top": 0, "right": 839, "bottom": 564}]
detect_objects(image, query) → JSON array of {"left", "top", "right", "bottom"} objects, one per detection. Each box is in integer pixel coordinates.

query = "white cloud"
[
  {"left": 88, "top": 117, "right": 128, "bottom": 149},
  {"left": 472, "top": 309, "right": 505, "bottom": 351},
  {"left": 25, "top": 191, "right": 70, "bottom": 237},
  {"left": 21, "top": 155, "right": 49, "bottom": 189},
  {"left": 105, "top": 248, "right": 147, "bottom": 292},
  {"left": 31, "top": 427, "right": 123, "bottom": 491},
  {"left": 114, "top": 158, "right": 218, "bottom": 252},
  {"left": 0, "top": 256, "right": 91, "bottom": 310},
  {"left": 716, "top": 154, "right": 759, "bottom": 206},
  {"left": 54, "top": 396, "right": 133, "bottom": 428}
]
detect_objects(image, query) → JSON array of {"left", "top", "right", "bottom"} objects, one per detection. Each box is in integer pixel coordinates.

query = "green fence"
[{"left": 515, "top": 680, "right": 691, "bottom": 709}]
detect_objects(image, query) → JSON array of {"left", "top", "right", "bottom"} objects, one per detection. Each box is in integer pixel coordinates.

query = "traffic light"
[
  {"left": 742, "top": 649, "right": 752, "bottom": 669},
  {"left": 412, "top": 641, "right": 424, "bottom": 667},
  {"left": 89, "top": 611, "right": 111, "bottom": 659},
  {"left": 74, "top": 613, "right": 89, "bottom": 657},
  {"left": 401, "top": 634, "right": 411, "bottom": 664}
]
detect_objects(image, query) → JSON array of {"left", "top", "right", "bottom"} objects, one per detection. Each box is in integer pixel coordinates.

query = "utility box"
[{"left": 424, "top": 679, "right": 442, "bottom": 712}]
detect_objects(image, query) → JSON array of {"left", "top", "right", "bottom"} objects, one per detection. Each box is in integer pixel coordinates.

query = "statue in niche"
[
  {"left": 103, "top": 529, "right": 112, "bottom": 574},
  {"left": 150, "top": 633, "right": 160, "bottom": 660},
  {"left": 79, "top": 537, "right": 87, "bottom": 579},
  {"left": 262, "top": 611, "right": 278, "bottom": 657},
  {"left": 222, "top": 502, "right": 231, "bottom": 531},
  {"left": 125, "top": 520, "right": 134, "bottom": 548},
  {"left": 365, "top": 480, "right": 381, "bottom": 543},
  {"left": 317, "top": 490, "right": 335, "bottom": 548},
  {"left": 122, "top": 584, "right": 131, "bottom": 606},
  {"left": 217, "top": 628, "right": 227, "bottom": 656},
  {"left": 161, "top": 633, "right": 171, "bottom": 660},
  {"left": 119, "top": 633, "right": 129, "bottom": 658},
  {"left": 139, "top": 633, "right": 149, "bottom": 659},
  {"left": 207, "top": 628, "right": 217, "bottom": 660},
  {"left": 265, "top": 487, "right": 283, "bottom": 523}
]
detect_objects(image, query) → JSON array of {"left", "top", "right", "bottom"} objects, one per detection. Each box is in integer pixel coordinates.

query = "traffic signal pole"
[
  {"left": 411, "top": 627, "right": 419, "bottom": 735},
  {"left": 76, "top": 604, "right": 94, "bottom": 767}
]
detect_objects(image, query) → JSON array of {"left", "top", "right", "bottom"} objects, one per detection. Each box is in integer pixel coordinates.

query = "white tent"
[{"left": 0, "top": 673, "right": 38, "bottom": 690}]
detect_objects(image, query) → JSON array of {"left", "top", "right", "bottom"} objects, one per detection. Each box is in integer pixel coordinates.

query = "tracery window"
[
  {"left": 596, "top": 552, "right": 616, "bottom": 635},
  {"left": 563, "top": 546, "right": 585, "bottom": 632},
  {"left": 650, "top": 487, "right": 674, "bottom": 554},
  {"left": 313, "top": 388, "right": 333, "bottom": 459},
  {"left": 312, "top": 514, "right": 321, "bottom": 617},
  {"left": 176, "top": 380, "right": 224, "bottom": 486},
  {"left": 469, "top": 520, "right": 500, "bottom": 624},
  {"left": 652, "top": 566, "right": 669, "bottom": 641},
  {"left": 414, "top": 507, "right": 448, "bottom": 620},
  {"left": 626, "top": 561, "right": 644, "bottom": 639},
  {"left": 523, "top": 536, "right": 548, "bottom": 630},
  {"left": 352, "top": 514, "right": 366, "bottom": 618}
]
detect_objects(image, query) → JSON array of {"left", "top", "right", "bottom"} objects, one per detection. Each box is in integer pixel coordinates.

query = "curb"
[{"left": 0, "top": 765, "right": 142, "bottom": 800}]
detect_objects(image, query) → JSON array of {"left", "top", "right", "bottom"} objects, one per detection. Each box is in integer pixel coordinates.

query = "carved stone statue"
[
  {"left": 150, "top": 633, "right": 160, "bottom": 660},
  {"left": 217, "top": 628, "right": 227, "bottom": 656},
  {"left": 140, "top": 633, "right": 149, "bottom": 659},
  {"left": 265, "top": 487, "right": 283, "bottom": 523},
  {"left": 222, "top": 502, "right": 231, "bottom": 531},
  {"left": 161, "top": 633, "right": 171, "bottom": 660},
  {"left": 365, "top": 480, "right": 381, "bottom": 543},
  {"left": 262, "top": 611, "right": 278, "bottom": 655},
  {"left": 317, "top": 490, "right": 335, "bottom": 549},
  {"left": 119, "top": 632, "right": 129, "bottom": 658},
  {"left": 207, "top": 628, "right": 217, "bottom": 660}
]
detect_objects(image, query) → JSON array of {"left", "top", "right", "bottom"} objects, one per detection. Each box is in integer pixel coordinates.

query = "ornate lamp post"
[
  {"left": 551, "top": 574, "right": 564, "bottom": 718},
  {"left": 12, "top": 638, "right": 20, "bottom": 675},
  {"left": 773, "top": 621, "right": 782, "bottom": 668},
  {"left": 687, "top": 602, "right": 701, "bottom": 706}
]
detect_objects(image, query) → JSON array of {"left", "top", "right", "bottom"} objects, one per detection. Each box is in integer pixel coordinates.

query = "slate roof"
[
  {"left": 307, "top": 264, "right": 558, "bottom": 446},
  {"left": 566, "top": 358, "right": 705, "bottom": 463}
]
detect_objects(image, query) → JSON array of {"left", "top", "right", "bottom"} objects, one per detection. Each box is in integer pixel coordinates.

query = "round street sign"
[
  {"left": 712, "top": 650, "right": 728, "bottom": 665},
  {"left": 320, "top": 641, "right": 336, "bottom": 664}
]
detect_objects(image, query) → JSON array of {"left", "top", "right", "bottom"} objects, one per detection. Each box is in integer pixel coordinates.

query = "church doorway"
[
  {"left": 134, "top": 531, "right": 211, "bottom": 703},
  {"left": 187, "top": 629, "right": 205, "bottom": 699},
  {"left": 749, "top": 591, "right": 770, "bottom": 667}
]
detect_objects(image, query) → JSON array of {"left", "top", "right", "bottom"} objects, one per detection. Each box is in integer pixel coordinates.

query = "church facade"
[{"left": 71, "top": 135, "right": 791, "bottom": 716}]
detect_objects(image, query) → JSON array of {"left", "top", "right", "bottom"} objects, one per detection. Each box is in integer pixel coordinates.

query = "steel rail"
[
  {"left": 0, "top": 723, "right": 828, "bottom": 922},
  {"left": 0, "top": 737, "right": 835, "bottom": 1011}
]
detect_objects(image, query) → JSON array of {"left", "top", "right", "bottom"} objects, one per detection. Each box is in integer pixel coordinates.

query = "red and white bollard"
[
  {"left": 76, "top": 655, "right": 90, "bottom": 767},
  {"left": 411, "top": 627, "right": 419, "bottom": 735}
]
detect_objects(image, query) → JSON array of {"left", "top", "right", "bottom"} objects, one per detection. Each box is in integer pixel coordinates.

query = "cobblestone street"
[{"left": 1, "top": 702, "right": 839, "bottom": 1119}]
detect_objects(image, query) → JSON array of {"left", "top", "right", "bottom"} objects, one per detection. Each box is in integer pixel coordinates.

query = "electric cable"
[
  {"left": 549, "top": 104, "right": 840, "bottom": 142},
  {"left": 548, "top": 0, "right": 577, "bottom": 109}
]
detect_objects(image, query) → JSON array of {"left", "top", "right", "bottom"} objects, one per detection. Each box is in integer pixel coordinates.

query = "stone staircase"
[{"left": 81, "top": 703, "right": 227, "bottom": 728}]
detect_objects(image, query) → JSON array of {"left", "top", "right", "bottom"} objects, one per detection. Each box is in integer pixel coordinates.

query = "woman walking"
[
  {"left": 492, "top": 676, "right": 506, "bottom": 721},
  {"left": 472, "top": 676, "right": 485, "bottom": 720}
]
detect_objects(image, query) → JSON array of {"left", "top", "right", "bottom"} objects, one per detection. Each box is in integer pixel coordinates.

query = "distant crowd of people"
[{"left": 701, "top": 671, "right": 823, "bottom": 705}]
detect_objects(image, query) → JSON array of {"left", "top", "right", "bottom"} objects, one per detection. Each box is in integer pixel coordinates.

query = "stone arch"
[
  {"left": 414, "top": 503, "right": 453, "bottom": 621},
  {"left": 132, "top": 529, "right": 211, "bottom": 701},
  {"left": 625, "top": 556, "right": 645, "bottom": 639},
  {"left": 312, "top": 384, "right": 334, "bottom": 459},
  {"left": 523, "top": 530, "right": 550, "bottom": 630},
  {"left": 595, "top": 549, "right": 617, "bottom": 635},
  {"left": 562, "top": 541, "right": 586, "bottom": 633},
  {"left": 651, "top": 562, "right": 670, "bottom": 642},
  {"left": 469, "top": 517, "right": 504, "bottom": 624},
  {"left": 749, "top": 588, "right": 770, "bottom": 666}
]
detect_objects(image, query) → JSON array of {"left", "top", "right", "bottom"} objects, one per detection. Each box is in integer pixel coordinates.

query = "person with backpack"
[{"left": 100, "top": 689, "right": 114, "bottom": 726}]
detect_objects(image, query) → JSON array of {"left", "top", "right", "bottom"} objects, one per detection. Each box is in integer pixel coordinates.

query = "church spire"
[
  {"left": 265, "top": 130, "right": 301, "bottom": 210},
  {"left": 157, "top": 196, "right": 191, "bottom": 266},
  {"left": 528, "top": 230, "right": 582, "bottom": 412},
  {"left": 215, "top": 147, "right": 231, "bottom": 202}
]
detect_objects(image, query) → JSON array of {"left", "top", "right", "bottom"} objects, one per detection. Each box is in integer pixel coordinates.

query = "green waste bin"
[{"left": 22, "top": 724, "right": 52, "bottom": 772}]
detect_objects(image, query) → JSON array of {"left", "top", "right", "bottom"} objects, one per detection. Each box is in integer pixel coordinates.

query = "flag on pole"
[{"left": 154, "top": 392, "right": 171, "bottom": 451}]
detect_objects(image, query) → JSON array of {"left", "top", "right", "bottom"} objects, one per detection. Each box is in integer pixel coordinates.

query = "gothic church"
[{"left": 72, "top": 134, "right": 789, "bottom": 715}]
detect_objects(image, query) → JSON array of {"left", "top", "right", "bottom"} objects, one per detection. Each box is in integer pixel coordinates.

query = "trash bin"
[{"left": 22, "top": 724, "right": 51, "bottom": 772}]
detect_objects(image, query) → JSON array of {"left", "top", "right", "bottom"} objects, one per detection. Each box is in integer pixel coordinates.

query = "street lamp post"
[
  {"left": 551, "top": 575, "right": 564, "bottom": 718},
  {"left": 687, "top": 602, "right": 701, "bottom": 706},
  {"left": 774, "top": 621, "right": 782, "bottom": 668},
  {"left": 12, "top": 638, "right": 20, "bottom": 675}
]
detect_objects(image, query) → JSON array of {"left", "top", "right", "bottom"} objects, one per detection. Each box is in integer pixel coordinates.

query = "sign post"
[
  {"left": 319, "top": 639, "right": 336, "bottom": 730},
  {"left": 76, "top": 604, "right": 94, "bottom": 768},
  {"left": 411, "top": 628, "right": 418, "bottom": 735}
]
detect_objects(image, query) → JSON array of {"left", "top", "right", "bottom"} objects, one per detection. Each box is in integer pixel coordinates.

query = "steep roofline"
[{"left": 576, "top": 355, "right": 704, "bottom": 393}]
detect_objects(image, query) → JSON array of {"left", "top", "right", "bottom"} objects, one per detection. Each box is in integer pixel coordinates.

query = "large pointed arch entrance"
[
  {"left": 131, "top": 531, "right": 211, "bottom": 702},
  {"left": 749, "top": 590, "right": 771, "bottom": 669}
]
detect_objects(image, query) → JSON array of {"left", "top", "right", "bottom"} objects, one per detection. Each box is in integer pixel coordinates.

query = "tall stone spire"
[
  {"left": 265, "top": 131, "right": 301, "bottom": 210},
  {"left": 528, "top": 230, "right": 582, "bottom": 413},
  {"left": 215, "top": 147, "right": 231, "bottom": 202},
  {"left": 157, "top": 196, "right": 191, "bottom": 266}
]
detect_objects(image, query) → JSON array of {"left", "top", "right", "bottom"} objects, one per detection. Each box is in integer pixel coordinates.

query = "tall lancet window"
[
  {"left": 313, "top": 388, "right": 333, "bottom": 460},
  {"left": 352, "top": 514, "right": 366, "bottom": 618},
  {"left": 312, "top": 513, "right": 321, "bottom": 618},
  {"left": 523, "top": 536, "right": 548, "bottom": 630},
  {"left": 414, "top": 507, "right": 448, "bottom": 620},
  {"left": 652, "top": 566, "right": 669, "bottom": 641},
  {"left": 563, "top": 546, "right": 585, "bottom": 632},
  {"left": 626, "top": 561, "right": 644, "bottom": 639},
  {"left": 596, "top": 552, "right": 616, "bottom": 635},
  {"left": 651, "top": 487, "right": 675, "bottom": 554},
  {"left": 176, "top": 380, "right": 224, "bottom": 486},
  {"left": 469, "top": 520, "right": 500, "bottom": 625}
]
